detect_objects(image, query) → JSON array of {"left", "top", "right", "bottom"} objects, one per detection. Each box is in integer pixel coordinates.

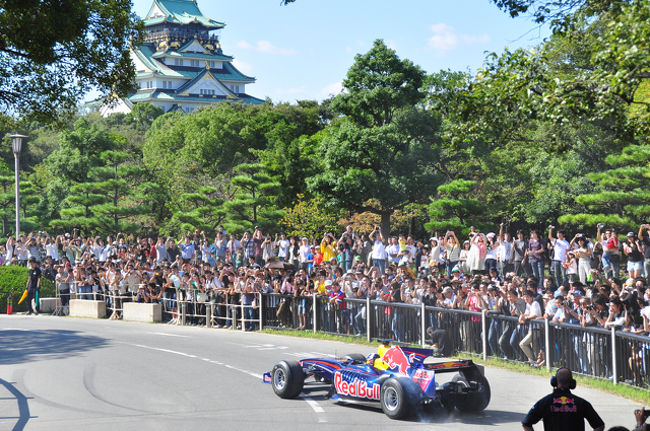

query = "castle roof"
[{"left": 144, "top": 0, "right": 225, "bottom": 29}]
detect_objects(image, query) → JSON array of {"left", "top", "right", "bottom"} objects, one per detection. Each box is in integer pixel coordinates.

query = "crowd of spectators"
[{"left": 5, "top": 223, "right": 650, "bottom": 364}]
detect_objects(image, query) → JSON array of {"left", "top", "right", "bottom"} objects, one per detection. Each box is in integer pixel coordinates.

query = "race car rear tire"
[
  {"left": 452, "top": 373, "right": 491, "bottom": 413},
  {"left": 380, "top": 377, "right": 418, "bottom": 420},
  {"left": 271, "top": 360, "right": 304, "bottom": 399},
  {"left": 344, "top": 353, "right": 366, "bottom": 363}
]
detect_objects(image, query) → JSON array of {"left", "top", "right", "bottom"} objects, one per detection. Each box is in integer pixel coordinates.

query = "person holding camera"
[
  {"left": 632, "top": 407, "right": 650, "bottom": 431},
  {"left": 369, "top": 226, "right": 386, "bottom": 274},
  {"left": 522, "top": 368, "right": 604, "bottom": 431}
]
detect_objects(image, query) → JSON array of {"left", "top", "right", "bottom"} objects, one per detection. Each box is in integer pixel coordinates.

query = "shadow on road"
[
  {"left": 0, "top": 329, "right": 108, "bottom": 365},
  {"left": 0, "top": 378, "right": 33, "bottom": 430}
]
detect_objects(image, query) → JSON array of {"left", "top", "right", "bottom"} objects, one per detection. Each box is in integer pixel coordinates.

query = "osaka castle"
[{"left": 100, "top": 0, "right": 264, "bottom": 115}]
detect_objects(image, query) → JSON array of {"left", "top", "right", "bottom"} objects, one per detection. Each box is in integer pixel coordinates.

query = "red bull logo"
[
  {"left": 551, "top": 396, "right": 577, "bottom": 412},
  {"left": 412, "top": 368, "right": 435, "bottom": 392},
  {"left": 333, "top": 373, "right": 380, "bottom": 400},
  {"left": 381, "top": 346, "right": 412, "bottom": 375}
]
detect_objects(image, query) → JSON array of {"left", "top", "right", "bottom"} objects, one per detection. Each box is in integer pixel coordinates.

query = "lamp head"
[{"left": 8, "top": 134, "right": 27, "bottom": 155}]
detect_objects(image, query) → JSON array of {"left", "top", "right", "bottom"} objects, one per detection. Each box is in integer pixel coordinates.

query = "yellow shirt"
[{"left": 321, "top": 241, "right": 337, "bottom": 262}]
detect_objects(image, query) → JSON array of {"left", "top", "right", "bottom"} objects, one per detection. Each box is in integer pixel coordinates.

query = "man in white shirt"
[
  {"left": 298, "top": 237, "right": 311, "bottom": 272},
  {"left": 276, "top": 233, "right": 290, "bottom": 262},
  {"left": 519, "top": 289, "right": 542, "bottom": 366},
  {"left": 369, "top": 227, "right": 386, "bottom": 274},
  {"left": 549, "top": 227, "right": 571, "bottom": 287}
]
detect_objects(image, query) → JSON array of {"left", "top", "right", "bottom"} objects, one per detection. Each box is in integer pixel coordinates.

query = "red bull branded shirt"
[{"left": 522, "top": 388, "right": 604, "bottom": 431}]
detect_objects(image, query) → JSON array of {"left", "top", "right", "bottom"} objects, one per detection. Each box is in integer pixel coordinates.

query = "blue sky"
[{"left": 132, "top": 0, "right": 549, "bottom": 103}]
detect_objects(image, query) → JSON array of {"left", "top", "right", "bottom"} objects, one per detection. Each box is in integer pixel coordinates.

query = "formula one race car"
[{"left": 262, "top": 342, "right": 490, "bottom": 420}]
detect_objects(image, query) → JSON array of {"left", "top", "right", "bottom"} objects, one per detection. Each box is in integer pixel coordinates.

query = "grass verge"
[{"left": 261, "top": 328, "right": 650, "bottom": 404}]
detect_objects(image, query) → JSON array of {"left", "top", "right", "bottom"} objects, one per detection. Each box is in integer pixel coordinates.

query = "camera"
[
  {"left": 598, "top": 223, "right": 605, "bottom": 229},
  {"left": 548, "top": 225, "right": 555, "bottom": 230},
  {"left": 563, "top": 300, "right": 572, "bottom": 308}
]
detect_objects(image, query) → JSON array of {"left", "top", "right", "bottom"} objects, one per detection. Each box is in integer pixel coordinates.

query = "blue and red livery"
[{"left": 262, "top": 341, "right": 491, "bottom": 420}]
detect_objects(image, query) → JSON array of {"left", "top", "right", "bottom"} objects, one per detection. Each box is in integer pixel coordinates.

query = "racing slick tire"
[
  {"left": 380, "top": 377, "right": 419, "bottom": 420},
  {"left": 343, "top": 353, "right": 366, "bottom": 363},
  {"left": 271, "top": 360, "right": 305, "bottom": 399},
  {"left": 452, "top": 372, "right": 491, "bottom": 413}
]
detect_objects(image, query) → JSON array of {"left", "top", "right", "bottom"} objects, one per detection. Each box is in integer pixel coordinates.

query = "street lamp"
[{"left": 8, "top": 134, "right": 27, "bottom": 240}]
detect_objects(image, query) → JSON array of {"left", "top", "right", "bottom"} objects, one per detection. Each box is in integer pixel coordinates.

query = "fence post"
[
  {"left": 259, "top": 293, "right": 264, "bottom": 331},
  {"left": 481, "top": 312, "right": 487, "bottom": 361},
  {"left": 421, "top": 302, "right": 426, "bottom": 347},
  {"left": 241, "top": 302, "right": 245, "bottom": 332},
  {"left": 366, "top": 296, "right": 371, "bottom": 343},
  {"left": 180, "top": 300, "right": 186, "bottom": 326},
  {"left": 611, "top": 326, "right": 617, "bottom": 385},
  {"left": 544, "top": 317, "right": 551, "bottom": 372},
  {"left": 313, "top": 294, "right": 318, "bottom": 333}
]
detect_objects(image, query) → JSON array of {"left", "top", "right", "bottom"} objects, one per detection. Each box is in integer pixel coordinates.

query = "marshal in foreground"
[{"left": 262, "top": 342, "right": 491, "bottom": 420}]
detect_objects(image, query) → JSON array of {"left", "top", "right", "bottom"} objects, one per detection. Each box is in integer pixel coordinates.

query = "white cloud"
[
  {"left": 385, "top": 39, "right": 398, "bottom": 51},
  {"left": 232, "top": 59, "right": 253, "bottom": 76},
  {"left": 427, "top": 23, "right": 490, "bottom": 54},
  {"left": 235, "top": 39, "right": 297, "bottom": 56},
  {"left": 321, "top": 81, "right": 343, "bottom": 97}
]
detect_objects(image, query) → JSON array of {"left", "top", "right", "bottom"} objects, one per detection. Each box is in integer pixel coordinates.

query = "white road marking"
[
  {"left": 129, "top": 343, "right": 327, "bottom": 423},
  {"left": 302, "top": 393, "right": 327, "bottom": 423},
  {"left": 148, "top": 332, "right": 191, "bottom": 338}
]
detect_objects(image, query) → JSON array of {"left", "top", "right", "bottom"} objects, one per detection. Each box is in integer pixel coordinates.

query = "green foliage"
[
  {"left": 0, "top": 266, "right": 55, "bottom": 313},
  {"left": 310, "top": 40, "right": 442, "bottom": 235},
  {"left": 280, "top": 194, "right": 340, "bottom": 239},
  {"left": 164, "top": 187, "right": 226, "bottom": 236},
  {"left": 426, "top": 179, "right": 488, "bottom": 235},
  {"left": 559, "top": 143, "right": 650, "bottom": 230},
  {"left": 0, "top": 0, "right": 142, "bottom": 122},
  {"left": 224, "top": 162, "right": 283, "bottom": 234}
]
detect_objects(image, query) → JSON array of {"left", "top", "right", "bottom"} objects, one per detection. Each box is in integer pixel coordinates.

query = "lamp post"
[{"left": 8, "top": 134, "right": 26, "bottom": 240}]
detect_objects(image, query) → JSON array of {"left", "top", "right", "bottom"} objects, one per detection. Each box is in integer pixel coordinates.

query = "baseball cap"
[
  {"left": 442, "top": 286, "right": 453, "bottom": 295},
  {"left": 486, "top": 232, "right": 496, "bottom": 239},
  {"left": 627, "top": 232, "right": 635, "bottom": 237},
  {"left": 324, "top": 280, "right": 333, "bottom": 287}
]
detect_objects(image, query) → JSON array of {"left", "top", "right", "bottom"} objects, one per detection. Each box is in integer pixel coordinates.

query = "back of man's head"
[{"left": 556, "top": 368, "right": 573, "bottom": 388}]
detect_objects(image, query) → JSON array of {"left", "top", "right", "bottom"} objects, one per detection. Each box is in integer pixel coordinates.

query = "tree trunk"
[{"left": 380, "top": 210, "right": 391, "bottom": 238}]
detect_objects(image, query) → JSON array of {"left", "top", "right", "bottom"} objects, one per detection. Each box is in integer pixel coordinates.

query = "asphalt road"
[{"left": 0, "top": 315, "right": 642, "bottom": 430}]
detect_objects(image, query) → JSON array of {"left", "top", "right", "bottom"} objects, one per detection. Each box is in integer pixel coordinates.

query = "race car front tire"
[
  {"left": 452, "top": 373, "right": 491, "bottom": 413},
  {"left": 271, "top": 360, "right": 304, "bottom": 399},
  {"left": 380, "top": 377, "right": 418, "bottom": 420}
]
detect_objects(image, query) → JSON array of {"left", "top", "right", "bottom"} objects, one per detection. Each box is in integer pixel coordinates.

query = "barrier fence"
[{"left": 53, "top": 289, "right": 650, "bottom": 390}]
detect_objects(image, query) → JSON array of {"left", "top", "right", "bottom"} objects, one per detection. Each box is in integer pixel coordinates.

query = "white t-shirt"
[
  {"left": 552, "top": 239, "right": 571, "bottom": 262},
  {"left": 277, "top": 239, "right": 290, "bottom": 258},
  {"left": 371, "top": 240, "right": 386, "bottom": 260},
  {"left": 526, "top": 300, "right": 542, "bottom": 318}
]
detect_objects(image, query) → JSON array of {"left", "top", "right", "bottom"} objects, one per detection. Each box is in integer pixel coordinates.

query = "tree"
[
  {"left": 224, "top": 162, "right": 283, "bottom": 234},
  {"left": 280, "top": 194, "right": 339, "bottom": 239},
  {"left": 309, "top": 40, "right": 442, "bottom": 235},
  {"left": 89, "top": 151, "right": 150, "bottom": 234},
  {"left": 0, "top": 0, "right": 141, "bottom": 121},
  {"left": 425, "top": 179, "right": 488, "bottom": 236},
  {"left": 558, "top": 143, "right": 650, "bottom": 230},
  {"left": 164, "top": 187, "right": 226, "bottom": 236}
]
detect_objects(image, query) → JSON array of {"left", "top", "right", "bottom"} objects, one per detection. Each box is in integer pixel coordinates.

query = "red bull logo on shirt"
[
  {"left": 551, "top": 396, "right": 577, "bottom": 412},
  {"left": 334, "top": 373, "right": 380, "bottom": 400}
]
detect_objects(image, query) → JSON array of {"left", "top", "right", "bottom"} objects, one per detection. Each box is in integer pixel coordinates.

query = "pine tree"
[
  {"left": 425, "top": 179, "right": 488, "bottom": 236},
  {"left": 224, "top": 162, "right": 283, "bottom": 233},
  {"left": 559, "top": 144, "right": 650, "bottom": 230},
  {"left": 164, "top": 187, "right": 226, "bottom": 236}
]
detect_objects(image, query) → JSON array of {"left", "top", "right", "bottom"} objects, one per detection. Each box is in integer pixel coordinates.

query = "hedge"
[{"left": 0, "top": 265, "right": 56, "bottom": 313}]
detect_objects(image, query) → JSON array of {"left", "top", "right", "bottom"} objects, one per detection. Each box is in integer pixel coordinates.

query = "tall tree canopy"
[
  {"left": 0, "top": 0, "right": 141, "bottom": 121},
  {"left": 309, "top": 40, "right": 442, "bottom": 235}
]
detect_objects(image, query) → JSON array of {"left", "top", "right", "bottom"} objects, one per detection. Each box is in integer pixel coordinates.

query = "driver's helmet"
[{"left": 366, "top": 353, "right": 380, "bottom": 367}]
